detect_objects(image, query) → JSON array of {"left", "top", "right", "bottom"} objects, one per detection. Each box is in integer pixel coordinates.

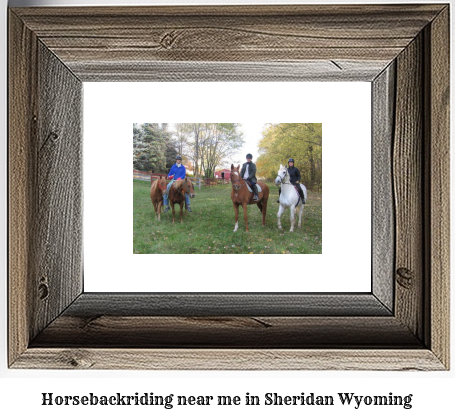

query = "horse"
[
  {"left": 275, "top": 164, "right": 308, "bottom": 232},
  {"left": 230, "top": 164, "right": 269, "bottom": 232},
  {"left": 168, "top": 178, "right": 195, "bottom": 223},
  {"left": 150, "top": 176, "right": 168, "bottom": 221}
]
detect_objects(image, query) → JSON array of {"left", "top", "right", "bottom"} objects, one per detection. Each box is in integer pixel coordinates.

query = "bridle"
[
  {"left": 231, "top": 172, "right": 246, "bottom": 191},
  {"left": 158, "top": 178, "right": 167, "bottom": 191},
  {"left": 276, "top": 168, "right": 292, "bottom": 186},
  {"left": 174, "top": 179, "right": 193, "bottom": 196}
]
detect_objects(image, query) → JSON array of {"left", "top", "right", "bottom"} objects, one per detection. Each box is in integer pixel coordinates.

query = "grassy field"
[{"left": 134, "top": 179, "right": 322, "bottom": 254}]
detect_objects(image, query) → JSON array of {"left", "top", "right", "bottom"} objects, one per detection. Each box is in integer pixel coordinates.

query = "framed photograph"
[{"left": 9, "top": 4, "right": 449, "bottom": 370}]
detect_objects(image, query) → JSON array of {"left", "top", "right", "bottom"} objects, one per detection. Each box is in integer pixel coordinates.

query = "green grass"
[{"left": 134, "top": 179, "right": 322, "bottom": 254}]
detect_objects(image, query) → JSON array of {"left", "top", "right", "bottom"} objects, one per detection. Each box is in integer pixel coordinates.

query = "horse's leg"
[
  {"left": 298, "top": 203, "right": 304, "bottom": 228},
  {"left": 242, "top": 203, "right": 249, "bottom": 232},
  {"left": 157, "top": 201, "right": 162, "bottom": 221},
  {"left": 170, "top": 201, "right": 176, "bottom": 223},
  {"left": 180, "top": 202, "right": 184, "bottom": 223},
  {"left": 152, "top": 200, "right": 157, "bottom": 219},
  {"left": 262, "top": 199, "right": 267, "bottom": 226},
  {"left": 289, "top": 205, "right": 296, "bottom": 232},
  {"left": 233, "top": 202, "right": 239, "bottom": 232},
  {"left": 277, "top": 204, "right": 285, "bottom": 230},
  {"left": 257, "top": 200, "right": 263, "bottom": 212}
]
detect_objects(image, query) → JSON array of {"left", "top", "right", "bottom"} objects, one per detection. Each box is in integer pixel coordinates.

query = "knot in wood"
[
  {"left": 48, "top": 132, "right": 59, "bottom": 142},
  {"left": 60, "top": 350, "right": 94, "bottom": 369},
  {"left": 160, "top": 31, "right": 180, "bottom": 49},
  {"left": 396, "top": 267, "right": 414, "bottom": 289},
  {"left": 38, "top": 282, "right": 49, "bottom": 300}
]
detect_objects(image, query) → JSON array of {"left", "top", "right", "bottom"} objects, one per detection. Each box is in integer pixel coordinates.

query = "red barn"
[{"left": 214, "top": 169, "right": 231, "bottom": 180}]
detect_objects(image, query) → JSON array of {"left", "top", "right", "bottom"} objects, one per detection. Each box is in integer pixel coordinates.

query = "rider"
[
  {"left": 277, "top": 158, "right": 306, "bottom": 203},
  {"left": 240, "top": 153, "right": 259, "bottom": 201},
  {"left": 163, "top": 155, "right": 192, "bottom": 213}
]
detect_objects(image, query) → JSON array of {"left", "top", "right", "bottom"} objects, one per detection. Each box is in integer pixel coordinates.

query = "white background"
[
  {"left": 84, "top": 82, "right": 371, "bottom": 292},
  {"left": 1, "top": 0, "right": 454, "bottom": 414}
]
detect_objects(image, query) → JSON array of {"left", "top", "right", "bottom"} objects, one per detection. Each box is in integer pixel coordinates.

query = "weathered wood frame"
[{"left": 8, "top": 5, "right": 449, "bottom": 370}]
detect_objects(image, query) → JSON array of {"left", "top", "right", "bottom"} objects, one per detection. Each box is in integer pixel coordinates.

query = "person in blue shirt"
[{"left": 163, "top": 155, "right": 192, "bottom": 213}]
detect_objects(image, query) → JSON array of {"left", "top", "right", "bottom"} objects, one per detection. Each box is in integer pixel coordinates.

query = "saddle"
[{"left": 246, "top": 183, "right": 262, "bottom": 193}]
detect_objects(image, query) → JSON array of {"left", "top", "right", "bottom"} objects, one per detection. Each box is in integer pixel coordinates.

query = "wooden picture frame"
[{"left": 9, "top": 4, "right": 449, "bottom": 370}]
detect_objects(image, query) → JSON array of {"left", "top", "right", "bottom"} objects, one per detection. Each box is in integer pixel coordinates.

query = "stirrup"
[{"left": 253, "top": 195, "right": 259, "bottom": 201}]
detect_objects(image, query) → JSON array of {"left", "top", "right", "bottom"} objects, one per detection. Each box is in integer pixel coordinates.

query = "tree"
[
  {"left": 257, "top": 123, "right": 322, "bottom": 189},
  {"left": 180, "top": 123, "right": 244, "bottom": 177},
  {"left": 132, "top": 123, "right": 170, "bottom": 173}
]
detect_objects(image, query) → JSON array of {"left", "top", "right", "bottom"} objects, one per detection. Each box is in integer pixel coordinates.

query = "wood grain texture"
[
  {"left": 372, "top": 63, "right": 395, "bottom": 312},
  {"left": 426, "top": 6, "right": 450, "bottom": 369},
  {"left": 8, "top": 11, "right": 38, "bottom": 366},
  {"left": 11, "top": 5, "right": 444, "bottom": 82},
  {"left": 63, "top": 293, "right": 391, "bottom": 317},
  {"left": 9, "top": 11, "right": 83, "bottom": 366},
  {"left": 33, "top": 42, "right": 83, "bottom": 338},
  {"left": 13, "top": 349, "right": 445, "bottom": 371},
  {"left": 8, "top": 4, "right": 450, "bottom": 370},
  {"left": 393, "top": 34, "right": 424, "bottom": 340},
  {"left": 31, "top": 316, "right": 421, "bottom": 348},
  {"left": 70, "top": 60, "right": 388, "bottom": 82}
]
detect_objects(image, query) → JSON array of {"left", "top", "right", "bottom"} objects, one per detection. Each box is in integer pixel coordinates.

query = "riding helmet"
[
  {"left": 176, "top": 155, "right": 182, "bottom": 160},
  {"left": 288, "top": 158, "right": 295, "bottom": 163},
  {"left": 246, "top": 153, "right": 253, "bottom": 159}
]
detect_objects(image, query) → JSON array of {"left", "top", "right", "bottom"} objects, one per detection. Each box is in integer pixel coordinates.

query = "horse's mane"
[{"left": 174, "top": 179, "right": 185, "bottom": 190}]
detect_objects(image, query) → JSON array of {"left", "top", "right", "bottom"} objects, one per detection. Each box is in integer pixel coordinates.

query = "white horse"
[{"left": 275, "top": 164, "right": 308, "bottom": 232}]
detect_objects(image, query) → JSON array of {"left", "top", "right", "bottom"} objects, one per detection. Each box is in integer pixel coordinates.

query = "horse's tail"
[{"left": 302, "top": 184, "right": 308, "bottom": 204}]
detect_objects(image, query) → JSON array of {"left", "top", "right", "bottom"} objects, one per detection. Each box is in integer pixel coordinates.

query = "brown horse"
[
  {"left": 168, "top": 178, "right": 195, "bottom": 223},
  {"left": 150, "top": 176, "right": 168, "bottom": 221},
  {"left": 230, "top": 164, "right": 269, "bottom": 232}
]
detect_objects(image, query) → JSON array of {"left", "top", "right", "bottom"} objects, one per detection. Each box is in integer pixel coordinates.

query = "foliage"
[
  {"left": 257, "top": 123, "right": 322, "bottom": 189},
  {"left": 175, "top": 123, "right": 244, "bottom": 178},
  {"left": 133, "top": 123, "right": 170, "bottom": 173},
  {"left": 133, "top": 123, "right": 244, "bottom": 177},
  {"left": 133, "top": 179, "right": 322, "bottom": 254}
]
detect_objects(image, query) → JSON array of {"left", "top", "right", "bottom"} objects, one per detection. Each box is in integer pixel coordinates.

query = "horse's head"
[
  {"left": 184, "top": 178, "right": 195, "bottom": 198},
  {"left": 275, "top": 164, "right": 287, "bottom": 186},
  {"left": 230, "top": 164, "right": 242, "bottom": 191},
  {"left": 158, "top": 176, "right": 168, "bottom": 195}
]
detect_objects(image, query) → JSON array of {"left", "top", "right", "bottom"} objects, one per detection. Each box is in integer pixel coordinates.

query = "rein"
[
  {"left": 231, "top": 174, "right": 247, "bottom": 190},
  {"left": 277, "top": 169, "right": 292, "bottom": 185},
  {"left": 174, "top": 180, "right": 192, "bottom": 197}
]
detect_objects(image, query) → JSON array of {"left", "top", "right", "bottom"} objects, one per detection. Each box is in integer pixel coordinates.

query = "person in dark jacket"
[
  {"left": 277, "top": 158, "right": 306, "bottom": 203},
  {"left": 240, "top": 153, "right": 259, "bottom": 201}
]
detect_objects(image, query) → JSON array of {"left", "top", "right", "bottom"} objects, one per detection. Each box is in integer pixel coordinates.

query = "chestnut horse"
[
  {"left": 230, "top": 164, "right": 269, "bottom": 232},
  {"left": 168, "top": 178, "right": 195, "bottom": 223},
  {"left": 150, "top": 176, "right": 168, "bottom": 221}
]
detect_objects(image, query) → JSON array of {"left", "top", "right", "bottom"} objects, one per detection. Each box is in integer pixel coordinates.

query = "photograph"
[{"left": 133, "top": 122, "right": 323, "bottom": 254}]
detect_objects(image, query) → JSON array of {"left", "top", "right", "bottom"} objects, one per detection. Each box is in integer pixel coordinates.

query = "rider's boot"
[
  {"left": 252, "top": 184, "right": 259, "bottom": 201},
  {"left": 297, "top": 185, "right": 305, "bottom": 204},
  {"left": 163, "top": 204, "right": 170, "bottom": 213},
  {"left": 186, "top": 206, "right": 192, "bottom": 212}
]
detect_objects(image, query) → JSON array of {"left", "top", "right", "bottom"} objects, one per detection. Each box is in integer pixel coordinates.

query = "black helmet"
[
  {"left": 288, "top": 158, "right": 295, "bottom": 163},
  {"left": 176, "top": 155, "right": 182, "bottom": 160},
  {"left": 246, "top": 153, "right": 253, "bottom": 159}
]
